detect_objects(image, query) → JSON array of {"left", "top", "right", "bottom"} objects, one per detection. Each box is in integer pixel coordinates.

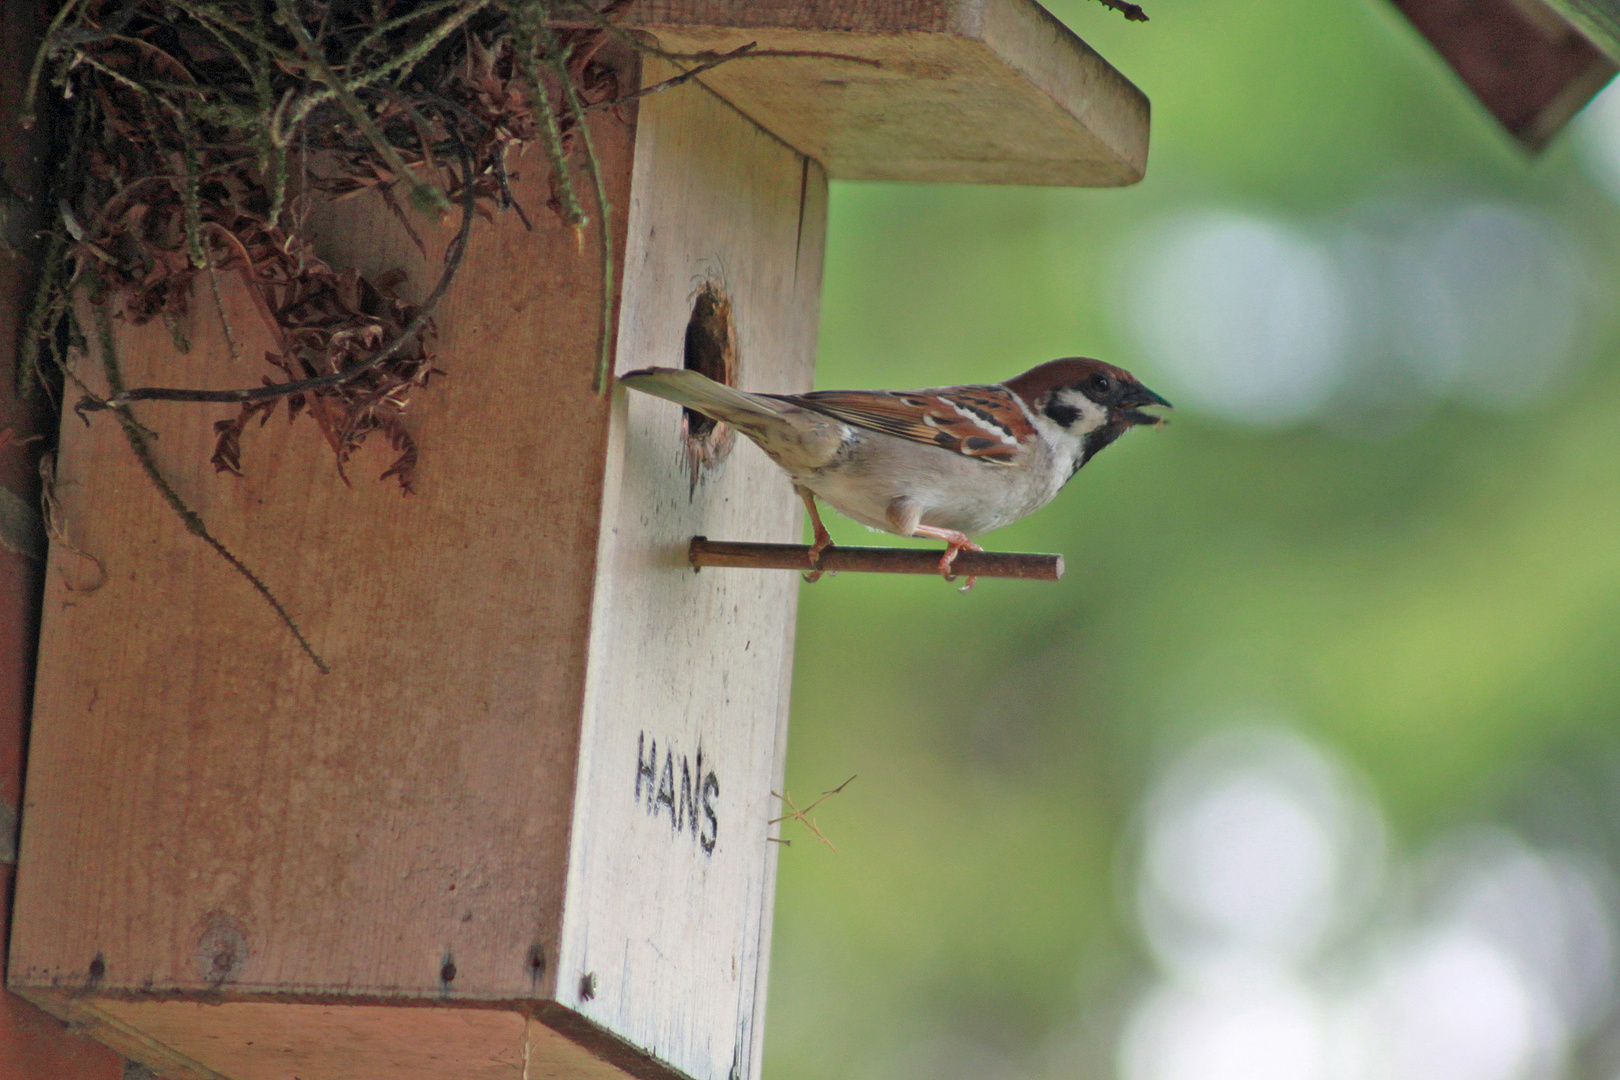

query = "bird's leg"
[
  {"left": 910, "top": 524, "right": 984, "bottom": 590},
  {"left": 798, "top": 486, "right": 833, "bottom": 583}
]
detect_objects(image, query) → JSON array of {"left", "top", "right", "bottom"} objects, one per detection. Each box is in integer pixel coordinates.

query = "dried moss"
[{"left": 22, "top": 0, "right": 637, "bottom": 668}]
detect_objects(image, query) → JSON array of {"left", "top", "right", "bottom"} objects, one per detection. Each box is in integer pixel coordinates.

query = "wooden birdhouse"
[{"left": 4, "top": 3, "right": 1147, "bottom": 1079}]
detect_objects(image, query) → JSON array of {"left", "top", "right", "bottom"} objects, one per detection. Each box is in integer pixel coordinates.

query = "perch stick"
[{"left": 689, "top": 537, "right": 1063, "bottom": 581}]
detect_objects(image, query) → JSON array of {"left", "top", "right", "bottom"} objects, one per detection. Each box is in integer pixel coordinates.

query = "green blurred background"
[{"left": 762, "top": 2, "right": 1620, "bottom": 1078}]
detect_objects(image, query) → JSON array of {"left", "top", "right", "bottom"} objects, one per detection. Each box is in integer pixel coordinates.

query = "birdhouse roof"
[{"left": 617, "top": 0, "right": 1150, "bottom": 186}]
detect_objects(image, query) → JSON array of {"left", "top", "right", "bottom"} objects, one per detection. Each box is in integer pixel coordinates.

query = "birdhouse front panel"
[
  {"left": 8, "top": 49, "right": 644, "bottom": 1076},
  {"left": 556, "top": 62, "right": 827, "bottom": 1080}
]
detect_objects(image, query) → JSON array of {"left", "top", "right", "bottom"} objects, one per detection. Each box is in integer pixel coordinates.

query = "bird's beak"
[{"left": 1121, "top": 384, "right": 1172, "bottom": 427}]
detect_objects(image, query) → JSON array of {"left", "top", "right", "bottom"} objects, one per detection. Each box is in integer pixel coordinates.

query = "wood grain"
[
  {"left": 558, "top": 60, "right": 826, "bottom": 1080},
  {"left": 621, "top": 0, "right": 1150, "bottom": 185},
  {"left": 10, "top": 40, "right": 827, "bottom": 1080},
  {"left": 16, "top": 995, "right": 633, "bottom": 1080},
  {"left": 1389, "top": 0, "right": 1616, "bottom": 148},
  {"left": 1, "top": 0, "right": 129, "bottom": 1075},
  {"left": 9, "top": 39, "right": 637, "bottom": 1014}
]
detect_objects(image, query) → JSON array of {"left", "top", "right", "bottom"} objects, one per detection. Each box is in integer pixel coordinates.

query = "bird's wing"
[{"left": 772, "top": 385, "right": 1035, "bottom": 465}]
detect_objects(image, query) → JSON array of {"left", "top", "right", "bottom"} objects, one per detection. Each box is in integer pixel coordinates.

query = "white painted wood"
[{"left": 561, "top": 63, "right": 827, "bottom": 1080}]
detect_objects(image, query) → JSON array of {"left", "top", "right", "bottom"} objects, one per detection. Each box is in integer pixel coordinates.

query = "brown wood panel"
[
  {"left": 1541, "top": 0, "right": 1620, "bottom": 59},
  {"left": 17, "top": 993, "right": 647, "bottom": 1080},
  {"left": 3, "top": 0, "right": 128, "bottom": 1075},
  {"left": 9, "top": 62, "right": 638, "bottom": 1007},
  {"left": 1389, "top": 0, "right": 1617, "bottom": 149}
]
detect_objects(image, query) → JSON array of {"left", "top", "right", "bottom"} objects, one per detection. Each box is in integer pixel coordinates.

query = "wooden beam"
[
  {"left": 1541, "top": 0, "right": 1620, "bottom": 60},
  {"left": 1, "top": 0, "right": 131, "bottom": 1076},
  {"left": 617, "top": 0, "right": 1150, "bottom": 186},
  {"left": 1388, "top": 0, "right": 1617, "bottom": 149}
]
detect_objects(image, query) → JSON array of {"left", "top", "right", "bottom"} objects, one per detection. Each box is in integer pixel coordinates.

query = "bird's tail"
[{"left": 618, "top": 367, "right": 786, "bottom": 434}]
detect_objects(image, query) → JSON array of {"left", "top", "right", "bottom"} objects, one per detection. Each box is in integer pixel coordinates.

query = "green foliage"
[{"left": 766, "top": 2, "right": 1620, "bottom": 1077}]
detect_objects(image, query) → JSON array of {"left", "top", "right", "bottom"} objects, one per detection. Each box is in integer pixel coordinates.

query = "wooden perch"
[{"left": 689, "top": 537, "right": 1064, "bottom": 581}]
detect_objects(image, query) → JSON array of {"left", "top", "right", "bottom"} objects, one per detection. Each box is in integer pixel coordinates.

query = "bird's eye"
[{"left": 1090, "top": 374, "right": 1112, "bottom": 394}]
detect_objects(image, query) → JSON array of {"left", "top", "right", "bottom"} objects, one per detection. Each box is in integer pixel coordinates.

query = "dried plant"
[
  {"left": 21, "top": 0, "right": 645, "bottom": 667},
  {"left": 770, "top": 775, "right": 856, "bottom": 851}
]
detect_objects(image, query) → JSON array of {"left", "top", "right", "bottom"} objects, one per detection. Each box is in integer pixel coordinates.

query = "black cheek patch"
[
  {"left": 1044, "top": 398, "right": 1082, "bottom": 428},
  {"left": 1080, "top": 421, "right": 1127, "bottom": 466}
]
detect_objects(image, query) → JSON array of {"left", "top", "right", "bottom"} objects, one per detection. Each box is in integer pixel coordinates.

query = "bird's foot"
[
  {"left": 802, "top": 529, "right": 836, "bottom": 583},
  {"left": 912, "top": 526, "right": 983, "bottom": 591},
  {"left": 800, "top": 487, "right": 835, "bottom": 583}
]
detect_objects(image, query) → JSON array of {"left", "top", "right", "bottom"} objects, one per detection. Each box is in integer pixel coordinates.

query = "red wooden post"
[{"left": 1, "top": 2, "right": 127, "bottom": 1077}]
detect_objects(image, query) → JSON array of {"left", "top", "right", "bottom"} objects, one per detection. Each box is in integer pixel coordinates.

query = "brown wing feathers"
[{"left": 770, "top": 386, "right": 1034, "bottom": 464}]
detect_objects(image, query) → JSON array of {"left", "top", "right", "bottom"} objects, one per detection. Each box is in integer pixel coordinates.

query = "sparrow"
[{"left": 618, "top": 358, "right": 1169, "bottom": 585}]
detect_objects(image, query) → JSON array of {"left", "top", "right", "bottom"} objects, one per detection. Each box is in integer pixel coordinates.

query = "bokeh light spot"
[{"left": 1121, "top": 212, "right": 1351, "bottom": 426}]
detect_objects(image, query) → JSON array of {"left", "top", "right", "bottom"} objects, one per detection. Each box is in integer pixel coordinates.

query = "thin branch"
[
  {"left": 1093, "top": 0, "right": 1149, "bottom": 21},
  {"left": 275, "top": 0, "right": 492, "bottom": 138},
  {"left": 39, "top": 451, "right": 107, "bottom": 592},
  {"left": 275, "top": 0, "right": 448, "bottom": 213},
  {"left": 91, "top": 293, "right": 329, "bottom": 673},
  {"left": 19, "top": 0, "right": 91, "bottom": 128},
  {"left": 770, "top": 776, "right": 856, "bottom": 851},
  {"left": 538, "top": 17, "right": 615, "bottom": 392},
  {"left": 507, "top": 2, "right": 584, "bottom": 228},
  {"left": 583, "top": 41, "right": 757, "bottom": 111},
  {"left": 554, "top": 0, "right": 882, "bottom": 76}
]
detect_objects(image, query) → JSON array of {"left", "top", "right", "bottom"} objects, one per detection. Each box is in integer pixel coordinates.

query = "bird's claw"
[
  {"left": 803, "top": 535, "right": 834, "bottom": 583},
  {"left": 936, "top": 535, "right": 983, "bottom": 592}
]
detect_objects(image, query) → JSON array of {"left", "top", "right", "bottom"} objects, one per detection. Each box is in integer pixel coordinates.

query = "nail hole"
[
  {"left": 579, "top": 972, "right": 596, "bottom": 1001},
  {"left": 526, "top": 943, "right": 547, "bottom": 978},
  {"left": 440, "top": 960, "right": 457, "bottom": 983},
  {"left": 680, "top": 282, "right": 738, "bottom": 484},
  {"left": 88, "top": 954, "right": 105, "bottom": 982}
]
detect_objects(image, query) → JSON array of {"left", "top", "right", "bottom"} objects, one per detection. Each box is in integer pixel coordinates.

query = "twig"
[
  {"left": 585, "top": 44, "right": 886, "bottom": 114},
  {"left": 18, "top": 226, "right": 70, "bottom": 398},
  {"left": 90, "top": 294, "right": 329, "bottom": 673},
  {"left": 19, "top": 0, "right": 91, "bottom": 129},
  {"left": 507, "top": 1, "right": 584, "bottom": 228},
  {"left": 275, "top": 0, "right": 449, "bottom": 214},
  {"left": 275, "top": 0, "right": 493, "bottom": 138},
  {"left": 689, "top": 537, "right": 1064, "bottom": 581},
  {"left": 494, "top": 147, "right": 532, "bottom": 229},
  {"left": 554, "top": 0, "right": 881, "bottom": 71},
  {"left": 770, "top": 776, "right": 855, "bottom": 851},
  {"left": 1094, "top": 0, "right": 1149, "bottom": 21},
  {"left": 39, "top": 451, "right": 107, "bottom": 592},
  {"left": 91, "top": 132, "right": 476, "bottom": 409},
  {"left": 173, "top": 110, "right": 245, "bottom": 363},
  {"left": 583, "top": 42, "right": 757, "bottom": 111},
  {"left": 537, "top": 16, "right": 615, "bottom": 393}
]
